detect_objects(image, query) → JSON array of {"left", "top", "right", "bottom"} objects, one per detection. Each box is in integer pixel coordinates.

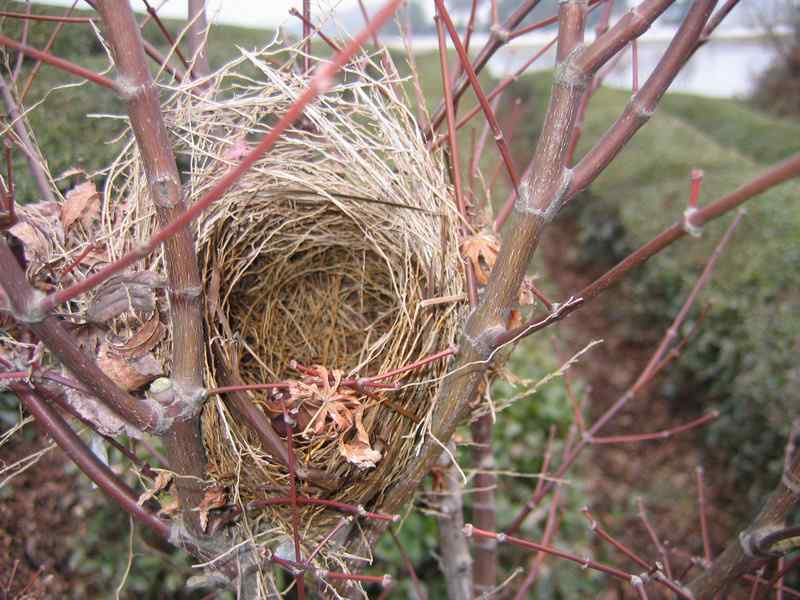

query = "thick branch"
[
  {"left": 187, "top": 0, "right": 211, "bottom": 78},
  {"left": 436, "top": 449, "right": 473, "bottom": 600},
  {"left": 95, "top": 0, "right": 208, "bottom": 531},
  {"left": 569, "top": 0, "right": 717, "bottom": 195},
  {"left": 13, "top": 385, "right": 169, "bottom": 538},
  {"left": 688, "top": 454, "right": 800, "bottom": 598},
  {"left": 0, "top": 237, "right": 164, "bottom": 432}
]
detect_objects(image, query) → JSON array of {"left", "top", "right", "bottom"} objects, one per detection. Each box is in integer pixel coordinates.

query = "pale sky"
[{"left": 34, "top": 0, "right": 403, "bottom": 30}]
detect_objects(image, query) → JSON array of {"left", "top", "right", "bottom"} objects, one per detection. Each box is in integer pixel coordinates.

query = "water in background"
[{"left": 392, "top": 28, "right": 783, "bottom": 99}]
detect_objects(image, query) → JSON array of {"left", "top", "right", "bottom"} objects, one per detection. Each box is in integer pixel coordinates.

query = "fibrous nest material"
[{"left": 38, "top": 44, "right": 468, "bottom": 552}]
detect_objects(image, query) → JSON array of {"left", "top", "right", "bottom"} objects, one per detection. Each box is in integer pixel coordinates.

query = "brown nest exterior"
[{"left": 96, "top": 47, "right": 466, "bottom": 551}]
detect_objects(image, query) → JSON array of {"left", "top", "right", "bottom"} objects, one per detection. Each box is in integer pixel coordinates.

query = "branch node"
[
  {"left": 514, "top": 169, "right": 573, "bottom": 223},
  {"left": 489, "top": 24, "right": 510, "bottom": 43},
  {"left": 463, "top": 323, "right": 505, "bottom": 357},
  {"left": 14, "top": 289, "right": 48, "bottom": 323},
  {"left": 683, "top": 206, "right": 703, "bottom": 237},
  {"left": 629, "top": 96, "right": 654, "bottom": 123},
  {"left": 151, "top": 174, "right": 181, "bottom": 209},
  {"left": 115, "top": 75, "right": 149, "bottom": 101},
  {"left": 739, "top": 526, "right": 785, "bottom": 559},
  {"left": 463, "top": 523, "right": 474, "bottom": 538},
  {"left": 554, "top": 48, "right": 591, "bottom": 91}
]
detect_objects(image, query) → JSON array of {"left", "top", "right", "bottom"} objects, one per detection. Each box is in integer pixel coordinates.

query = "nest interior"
[{"left": 98, "top": 48, "right": 467, "bottom": 544}]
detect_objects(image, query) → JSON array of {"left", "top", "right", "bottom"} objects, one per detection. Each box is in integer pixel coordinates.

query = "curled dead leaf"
[
  {"left": 195, "top": 486, "right": 228, "bottom": 532},
  {"left": 61, "top": 180, "right": 100, "bottom": 231},
  {"left": 461, "top": 232, "right": 500, "bottom": 285},
  {"left": 87, "top": 271, "right": 166, "bottom": 323},
  {"left": 108, "top": 313, "right": 165, "bottom": 359},
  {"left": 97, "top": 342, "right": 162, "bottom": 391},
  {"left": 339, "top": 406, "right": 381, "bottom": 469},
  {"left": 137, "top": 471, "right": 173, "bottom": 506}
]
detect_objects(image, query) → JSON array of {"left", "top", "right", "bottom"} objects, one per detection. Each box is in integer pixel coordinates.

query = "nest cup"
[{"left": 101, "top": 48, "right": 466, "bottom": 547}]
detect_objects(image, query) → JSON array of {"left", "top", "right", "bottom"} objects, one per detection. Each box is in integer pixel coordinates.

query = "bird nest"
[{"left": 68, "top": 46, "right": 467, "bottom": 548}]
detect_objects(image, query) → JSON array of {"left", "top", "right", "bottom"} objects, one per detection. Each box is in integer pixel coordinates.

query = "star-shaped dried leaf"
[
  {"left": 195, "top": 486, "right": 228, "bottom": 532},
  {"left": 461, "top": 232, "right": 500, "bottom": 285},
  {"left": 137, "top": 471, "right": 173, "bottom": 506}
]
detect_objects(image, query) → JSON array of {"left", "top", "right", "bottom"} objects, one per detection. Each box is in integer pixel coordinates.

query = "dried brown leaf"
[
  {"left": 87, "top": 271, "right": 166, "bottom": 323},
  {"left": 339, "top": 407, "right": 381, "bottom": 469},
  {"left": 195, "top": 486, "right": 228, "bottom": 532},
  {"left": 97, "top": 343, "right": 162, "bottom": 391},
  {"left": 137, "top": 471, "right": 173, "bottom": 506},
  {"left": 61, "top": 180, "right": 100, "bottom": 230},
  {"left": 108, "top": 314, "right": 166, "bottom": 359},
  {"left": 461, "top": 232, "right": 500, "bottom": 285}
]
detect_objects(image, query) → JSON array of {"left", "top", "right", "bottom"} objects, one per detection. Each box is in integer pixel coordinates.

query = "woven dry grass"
[{"left": 22, "top": 43, "right": 468, "bottom": 557}]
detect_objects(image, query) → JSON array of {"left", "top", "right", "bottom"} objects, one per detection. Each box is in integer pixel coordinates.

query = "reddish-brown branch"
[
  {"left": 436, "top": 0, "right": 521, "bottom": 198},
  {"left": 506, "top": 425, "right": 556, "bottom": 535},
  {"left": 435, "top": 10, "right": 479, "bottom": 306},
  {"left": 513, "top": 474, "right": 562, "bottom": 599},
  {"left": 357, "top": 0, "right": 380, "bottom": 48},
  {"left": 431, "top": 36, "right": 558, "bottom": 152},
  {"left": 0, "top": 34, "right": 115, "bottom": 90},
  {"left": 637, "top": 498, "right": 674, "bottom": 579},
  {"left": 289, "top": 8, "right": 343, "bottom": 54},
  {"left": 465, "top": 524, "right": 635, "bottom": 582},
  {"left": 569, "top": 0, "right": 717, "bottom": 196},
  {"left": 389, "top": 528, "right": 426, "bottom": 600},
  {"left": 505, "top": 213, "right": 743, "bottom": 533},
  {"left": 589, "top": 411, "right": 719, "bottom": 444},
  {"left": 0, "top": 10, "right": 93, "bottom": 23},
  {"left": 12, "top": 385, "right": 169, "bottom": 538},
  {"left": 427, "top": 0, "right": 546, "bottom": 135},
  {"left": 573, "top": 152, "right": 800, "bottom": 308},
  {"left": 140, "top": 0, "right": 191, "bottom": 71}
]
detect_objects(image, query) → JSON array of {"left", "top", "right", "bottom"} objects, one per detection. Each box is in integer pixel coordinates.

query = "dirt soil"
[{"left": 0, "top": 432, "right": 82, "bottom": 599}]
